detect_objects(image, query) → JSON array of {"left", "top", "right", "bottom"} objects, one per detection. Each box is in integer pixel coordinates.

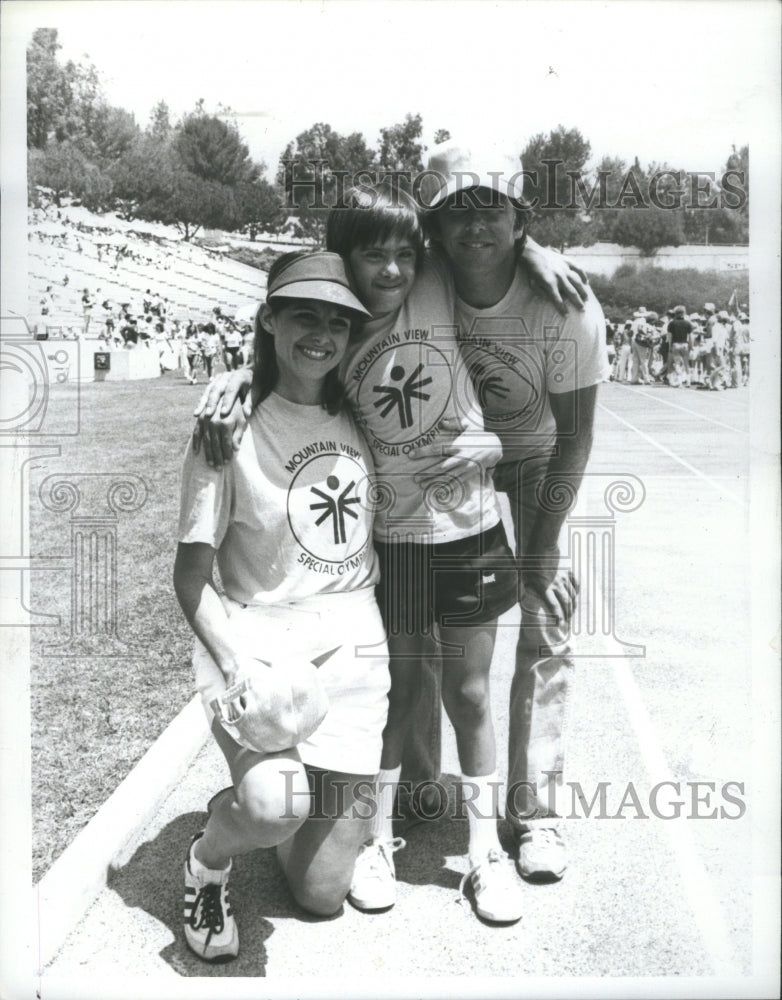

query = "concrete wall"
[
  {"left": 36, "top": 338, "right": 160, "bottom": 384},
  {"left": 564, "top": 243, "right": 749, "bottom": 277}
]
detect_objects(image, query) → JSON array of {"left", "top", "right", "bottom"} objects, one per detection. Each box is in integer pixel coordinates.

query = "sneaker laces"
[
  {"left": 523, "top": 826, "right": 561, "bottom": 848},
  {"left": 457, "top": 847, "right": 509, "bottom": 902},
  {"left": 188, "top": 883, "right": 226, "bottom": 945},
  {"left": 361, "top": 837, "right": 406, "bottom": 877}
]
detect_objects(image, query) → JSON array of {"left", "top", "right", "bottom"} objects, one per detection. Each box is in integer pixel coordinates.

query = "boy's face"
[
  {"left": 347, "top": 237, "right": 418, "bottom": 319},
  {"left": 436, "top": 190, "right": 522, "bottom": 273}
]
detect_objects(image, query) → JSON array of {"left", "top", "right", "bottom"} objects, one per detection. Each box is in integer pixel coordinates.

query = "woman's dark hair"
[
  {"left": 251, "top": 251, "right": 347, "bottom": 415},
  {"left": 326, "top": 179, "right": 425, "bottom": 267}
]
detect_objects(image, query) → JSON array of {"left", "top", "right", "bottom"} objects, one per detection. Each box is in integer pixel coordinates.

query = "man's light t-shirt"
[
  {"left": 178, "top": 392, "right": 378, "bottom": 604},
  {"left": 340, "top": 254, "right": 501, "bottom": 543},
  {"left": 455, "top": 264, "right": 609, "bottom": 464}
]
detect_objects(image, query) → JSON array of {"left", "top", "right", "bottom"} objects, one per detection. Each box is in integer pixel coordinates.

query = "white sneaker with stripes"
[
  {"left": 183, "top": 833, "right": 239, "bottom": 962},
  {"left": 460, "top": 848, "right": 524, "bottom": 923}
]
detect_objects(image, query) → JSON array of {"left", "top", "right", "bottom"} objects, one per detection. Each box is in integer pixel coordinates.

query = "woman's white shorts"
[{"left": 192, "top": 586, "right": 389, "bottom": 776}]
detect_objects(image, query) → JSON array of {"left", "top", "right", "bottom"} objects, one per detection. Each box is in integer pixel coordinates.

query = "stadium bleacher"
[{"left": 27, "top": 204, "right": 274, "bottom": 330}]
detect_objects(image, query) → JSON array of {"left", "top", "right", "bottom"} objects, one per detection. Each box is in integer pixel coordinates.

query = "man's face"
[{"left": 435, "top": 189, "right": 522, "bottom": 272}]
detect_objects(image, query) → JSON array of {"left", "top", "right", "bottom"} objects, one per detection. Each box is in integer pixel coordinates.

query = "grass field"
[{"left": 29, "top": 370, "right": 218, "bottom": 880}]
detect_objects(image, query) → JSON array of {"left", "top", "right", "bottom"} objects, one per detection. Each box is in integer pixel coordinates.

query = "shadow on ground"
[
  {"left": 107, "top": 774, "right": 526, "bottom": 974},
  {"left": 107, "top": 809, "right": 337, "bottom": 977}
]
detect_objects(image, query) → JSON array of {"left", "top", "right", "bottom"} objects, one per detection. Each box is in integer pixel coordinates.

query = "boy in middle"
[{"left": 192, "top": 179, "right": 589, "bottom": 923}]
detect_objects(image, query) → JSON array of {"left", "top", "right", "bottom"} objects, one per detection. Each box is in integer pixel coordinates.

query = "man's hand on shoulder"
[
  {"left": 192, "top": 368, "right": 253, "bottom": 467},
  {"left": 519, "top": 237, "right": 590, "bottom": 315}
]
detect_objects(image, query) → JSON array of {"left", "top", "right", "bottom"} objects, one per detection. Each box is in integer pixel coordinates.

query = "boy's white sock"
[
  {"left": 369, "top": 765, "right": 401, "bottom": 842},
  {"left": 462, "top": 771, "right": 502, "bottom": 865}
]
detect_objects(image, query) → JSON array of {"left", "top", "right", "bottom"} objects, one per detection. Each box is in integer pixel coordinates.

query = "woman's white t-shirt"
[{"left": 178, "top": 392, "right": 379, "bottom": 605}]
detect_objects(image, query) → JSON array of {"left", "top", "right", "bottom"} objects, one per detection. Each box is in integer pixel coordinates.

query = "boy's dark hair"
[
  {"left": 251, "top": 251, "right": 348, "bottom": 415},
  {"left": 325, "top": 180, "right": 425, "bottom": 266}
]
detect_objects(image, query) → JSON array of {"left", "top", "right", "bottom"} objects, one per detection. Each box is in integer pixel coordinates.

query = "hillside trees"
[
  {"left": 27, "top": 34, "right": 750, "bottom": 252},
  {"left": 26, "top": 31, "right": 285, "bottom": 240},
  {"left": 278, "top": 123, "right": 378, "bottom": 240}
]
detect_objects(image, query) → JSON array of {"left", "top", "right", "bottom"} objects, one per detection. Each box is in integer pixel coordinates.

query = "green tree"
[
  {"left": 377, "top": 113, "right": 425, "bottom": 173},
  {"left": 26, "top": 28, "right": 71, "bottom": 148},
  {"left": 682, "top": 145, "right": 748, "bottom": 245},
  {"left": 148, "top": 100, "right": 173, "bottom": 142},
  {"left": 136, "top": 164, "right": 234, "bottom": 241},
  {"left": 106, "top": 134, "right": 171, "bottom": 219},
  {"left": 278, "top": 123, "right": 377, "bottom": 241},
  {"left": 90, "top": 106, "right": 139, "bottom": 164},
  {"left": 232, "top": 178, "right": 285, "bottom": 240},
  {"left": 28, "top": 140, "right": 86, "bottom": 205},
  {"left": 593, "top": 156, "right": 684, "bottom": 255},
  {"left": 521, "top": 126, "right": 595, "bottom": 251},
  {"left": 174, "top": 110, "right": 258, "bottom": 185}
]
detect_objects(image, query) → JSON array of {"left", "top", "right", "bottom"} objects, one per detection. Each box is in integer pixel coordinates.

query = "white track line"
[
  {"left": 598, "top": 401, "right": 746, "bottom": 506},
  {"left": 612, "top": 382, "right": 748, "bottom": 434},
  {"left": 611, "top": 655, "right": 741, "bottom": 976}
]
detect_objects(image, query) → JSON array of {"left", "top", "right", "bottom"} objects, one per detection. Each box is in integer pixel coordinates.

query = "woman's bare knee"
[
  {"left": 290, "top": 882, "right": 346, "bottom": 918},
  {"left": 234, "top": 761, "right": 310, "bottom": 839}
]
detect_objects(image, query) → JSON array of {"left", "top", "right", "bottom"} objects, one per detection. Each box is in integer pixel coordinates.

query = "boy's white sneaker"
[
  {"left": 460, "top": 848, "right": 524, "bottom": 923},
  {"left": 517, "top": 827, "right": 567, "bottom": 881},
  {"left": 347, "top": 837, "right": 406, "bottom": 911}
]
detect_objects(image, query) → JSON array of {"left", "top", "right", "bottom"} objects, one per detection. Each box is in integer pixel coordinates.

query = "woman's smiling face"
[{"left": 261, "top": 298, "right": 352, "bottom": 401}]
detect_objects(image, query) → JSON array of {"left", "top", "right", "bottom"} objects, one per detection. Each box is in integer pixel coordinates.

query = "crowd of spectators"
[
  {"left": 37, "top": 280, "right": 254, "bottom": 382},
  {"left": 606, "top": 302, "right": 750, "bottom": 390}
]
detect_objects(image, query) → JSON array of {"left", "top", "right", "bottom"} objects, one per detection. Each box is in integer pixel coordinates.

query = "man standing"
[
  {"left": 666, "top": 305, "right": 693, "bottom": 386},
  {"left": 630, "top": 307, "right": 654, "bottom": 384},
  {"left": 615, "top": 322, "right": 633, "bottom": 382},
  {"left": 410, "top": 142, "right": 609, "bottom": 880}
]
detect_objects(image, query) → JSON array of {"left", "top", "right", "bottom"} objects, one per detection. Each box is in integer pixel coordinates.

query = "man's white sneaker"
[
  {"left": 184, "top": 834, "right": 239, "bottom": 962},
  {"left": 347, "top": 837, "right": 406, "bottom": 911},
  {"left": 517, "top": 827, "right": 567, "bottom": 881},
  {"left": 459, "top": 848, "right": 524, "bottom": 923}
]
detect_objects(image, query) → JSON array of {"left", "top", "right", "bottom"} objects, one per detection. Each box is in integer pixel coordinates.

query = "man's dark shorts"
[{"left": 374, "top": 522, "right": 518, "bottom": 636}]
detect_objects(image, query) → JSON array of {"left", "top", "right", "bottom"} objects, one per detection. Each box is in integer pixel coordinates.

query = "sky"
[{"left": 4, "top": 0, "right": 779, "bottom": 180}]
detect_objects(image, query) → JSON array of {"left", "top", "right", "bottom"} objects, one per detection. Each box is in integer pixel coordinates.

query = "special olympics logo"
[
  {"left": 455, "top": 349, "right": 547, "bottom": 432},
  {"left": 287, "top": 452, "right": 372, "bottom": 563},
  {"left": 309, "top": 475, "right": 361, "bottom": 544},
  {"left": 356, "top": 342, "right": 451, "bottom": 445}
]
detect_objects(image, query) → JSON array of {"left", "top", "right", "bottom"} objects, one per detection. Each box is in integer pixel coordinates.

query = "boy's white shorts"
[{"left": 193, "top": 586, "right": 389, "bottom": 776}]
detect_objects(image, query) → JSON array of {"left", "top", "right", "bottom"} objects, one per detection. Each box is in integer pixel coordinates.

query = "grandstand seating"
[{"left": 27, "top": 205, "right": 272, "bottom": 329}]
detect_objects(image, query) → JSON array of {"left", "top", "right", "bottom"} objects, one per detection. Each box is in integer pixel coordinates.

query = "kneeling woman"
[{"left": 174, "top": 251, "right": 389, "bottom": 962}]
